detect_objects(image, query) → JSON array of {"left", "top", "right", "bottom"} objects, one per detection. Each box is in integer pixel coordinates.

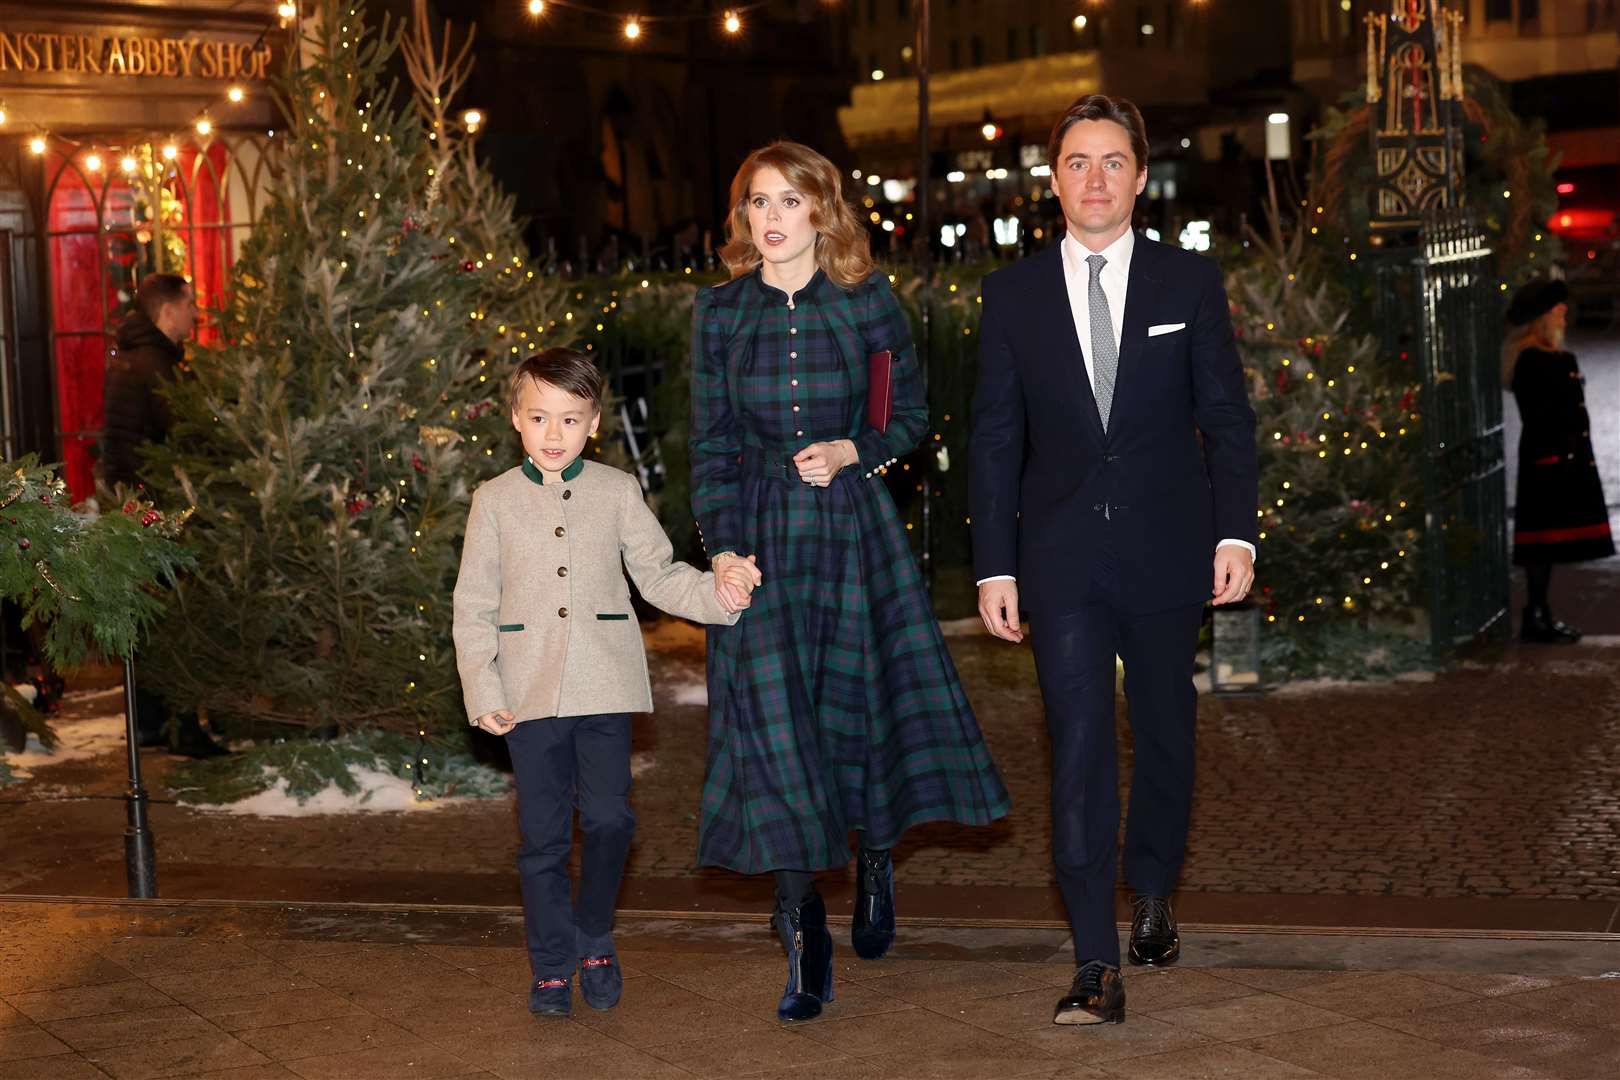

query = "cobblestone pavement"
[
  {"left": 2, "top": 898, "right": 1619, "bottom": 1080},
  {"left": 4, "top": 620, "right": 1619, "bottom": 911}
]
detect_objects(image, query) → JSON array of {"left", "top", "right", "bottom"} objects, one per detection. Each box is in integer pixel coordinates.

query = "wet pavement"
[
  {"left": 2, "top": 897, "right": 1619, "bottom": 1080},
  {"left": 4, "top": 619, "right": 1620, "bottom": 936}
]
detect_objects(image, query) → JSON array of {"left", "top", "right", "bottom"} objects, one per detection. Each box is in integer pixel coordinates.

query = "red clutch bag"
[{"left": 867, "top": 350, "right": 893, "bottom": 433}]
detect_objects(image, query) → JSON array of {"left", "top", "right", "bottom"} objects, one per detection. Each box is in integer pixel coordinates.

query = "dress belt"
[{"left": 741, "top": 443, "right": 802, "bottom": 481}]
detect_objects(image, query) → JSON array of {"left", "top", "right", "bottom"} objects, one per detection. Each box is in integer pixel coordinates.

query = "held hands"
[
  {"left": 475, "top": 709, "right": 516, "bottom": 736},
  {"left": 712, "top": 553, "right": 763, "bottom": 614},
  {"left": 1212, "top": 546, "right": 1255, "bottom": 605},
  {"left": 793, "top": 440, "right": 858, "bottom": 487},
  {"left": 978, "top": 580, "right": 1025, "bottom": 643}
]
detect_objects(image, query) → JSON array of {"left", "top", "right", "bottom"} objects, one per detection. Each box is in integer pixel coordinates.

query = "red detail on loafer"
[{"left": 536, "top": 978, "right": 569, "bottom": 989}]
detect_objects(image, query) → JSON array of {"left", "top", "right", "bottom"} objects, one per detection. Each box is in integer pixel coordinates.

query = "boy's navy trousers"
[{"left": 505, "top": 712, "right": 636, "bottom": 980}]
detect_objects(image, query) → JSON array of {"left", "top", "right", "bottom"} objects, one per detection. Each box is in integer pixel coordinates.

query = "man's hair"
[
  {"left": 507, "top": 348, "right": 605, "bottom": 413},
  {"left": 1046, "top": 94, "right": 1149, "bottom": 175},
  {"left": 136, "top": 273, "right": 191, "bottom": 322}
]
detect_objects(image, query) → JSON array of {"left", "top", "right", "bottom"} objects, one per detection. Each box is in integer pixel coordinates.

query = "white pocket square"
[{"left": 1147, "top": 322, "right": 1186, "bottom": 337}]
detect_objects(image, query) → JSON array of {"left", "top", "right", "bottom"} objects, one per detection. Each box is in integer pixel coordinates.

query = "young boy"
[{"left": 453, "top": 348, "right": 759, "bottom": 1018}]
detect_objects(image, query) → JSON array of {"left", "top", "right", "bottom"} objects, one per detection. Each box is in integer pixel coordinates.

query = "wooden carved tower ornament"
[{"left": 1365, "top": 0, "right": 1465, "bottom": 234}]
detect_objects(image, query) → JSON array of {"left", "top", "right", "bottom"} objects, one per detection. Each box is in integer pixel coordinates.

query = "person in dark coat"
[
  {"left": 1503, "top": 278, "right": 1614, "bottom": 643},
  {"left": 99, "top": 273, "right": 195, "bottom": 489},
  {"left": 99, "top": 274, "right": 227, "bottom": 757},
  {"left": 689, "top": 141, "right": 1011, "bottom": 1023}
]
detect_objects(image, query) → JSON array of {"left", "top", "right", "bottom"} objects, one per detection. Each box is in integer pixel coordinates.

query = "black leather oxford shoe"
[
  {"left": 1128, "top": 894, "right": 1180, "bottom": 967},
  {"left": 1054, "top": 960, "right": 1125, "bottom": 1025}
]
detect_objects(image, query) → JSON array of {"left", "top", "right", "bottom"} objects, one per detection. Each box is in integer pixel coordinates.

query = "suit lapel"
[
  {"left": 1040, "top": 244, "right": 1106, "bottom": 445},
  {"left": 1108, "top": 233, "right": 1160, "bottom": 439}
]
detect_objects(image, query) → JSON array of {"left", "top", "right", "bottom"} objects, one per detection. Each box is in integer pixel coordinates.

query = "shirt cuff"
[
  {"left": 1216, "top": 539, "right": 1257, "bottom": 562},
  {"left": 976, "top": 575, "right": 1016, "bottom": 586}
]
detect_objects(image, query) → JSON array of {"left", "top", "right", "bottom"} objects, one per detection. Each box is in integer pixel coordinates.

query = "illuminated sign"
[{"left": 0, "top": 30, "right": 273, "bottom": 80}]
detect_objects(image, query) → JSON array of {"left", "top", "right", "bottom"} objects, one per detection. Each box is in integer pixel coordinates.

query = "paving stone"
[{"left": 81, "top": 1033, "right": 269, "bottom": 1080}]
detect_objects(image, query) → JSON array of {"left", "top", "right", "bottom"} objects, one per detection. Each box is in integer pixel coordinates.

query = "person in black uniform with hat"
[{"left": 1502, "top": 277, "right": 1614, "bottom": 643}]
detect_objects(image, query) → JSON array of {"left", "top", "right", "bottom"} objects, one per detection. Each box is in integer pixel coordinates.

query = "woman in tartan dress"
[{"left": 690, "top": 141, "right": 1010, "bottom": 1021}]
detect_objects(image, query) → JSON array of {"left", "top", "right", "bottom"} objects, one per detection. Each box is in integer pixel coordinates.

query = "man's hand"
[
  {"left": 978, "top": 579, "right": 1025, "bottom": 643},
  {"left": 713, "top": 553, "right": 763, "bottom": 613},
  {"left": 475, "top": 709, "right": 516, "bottom": 736},
  {"left": 1212, "top": 545, "right": 1255, "bottom": 606},
  {"left": 793, "top": 440, "right": 858, "bottom": 487}
]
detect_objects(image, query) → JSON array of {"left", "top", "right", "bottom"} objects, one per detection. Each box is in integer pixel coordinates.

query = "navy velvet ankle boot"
[{"left": 774, "top": 892, "right": 835, "bottom": 1022}]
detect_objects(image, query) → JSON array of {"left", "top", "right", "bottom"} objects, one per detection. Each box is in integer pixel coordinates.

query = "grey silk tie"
[{"left": 1086, "top": 253, "right": 1118, "bottom": 430}]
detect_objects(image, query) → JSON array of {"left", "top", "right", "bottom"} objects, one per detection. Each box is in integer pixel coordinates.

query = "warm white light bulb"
[
  {"left": 723, "top": 10, "right": 741, "bottom": 33},
  {"left": 29, "top": 136, "right": 46, "bottom": 155},
  {"left": 196, "top": 117, "right": 213, "bottom": 135},
  {"left": 162, "top": 144, "right": 178, "bottom": 160},
  {"left": 1073, "top": 14, "right": 1087, "bottom": 30},
  {"left": 85, "top": 153, "right": 102, "bottom": 171},
  {"left": 227, "top": 86, "right": 245, "bottom": 104},
  {"left": 624, "top": 18, "right": 641, "bottom": 39},
  {"left": 120, "top": 156, "right": 138, "bottom": 174},
  {"left": 462, "top": 108, "right": 483, "bottom": 130},
  {"left": 278, "top": 2, "right": 297, "bottom": 17},
  {"left": 527, "top": 0, "right": 544, "bottom": 14}
]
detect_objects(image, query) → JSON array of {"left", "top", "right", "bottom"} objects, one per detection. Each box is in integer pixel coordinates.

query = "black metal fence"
[{"left": 1376, "top": 210, "right": 1511, "bottom": 656}]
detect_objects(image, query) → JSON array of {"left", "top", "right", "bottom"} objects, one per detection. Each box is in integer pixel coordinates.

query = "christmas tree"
[
  {"left": 1229, "top": 179, "right": 1429, "bottom": 671},
  {"left": 142, "top": 0, "right": 575, "bottom": 740}
]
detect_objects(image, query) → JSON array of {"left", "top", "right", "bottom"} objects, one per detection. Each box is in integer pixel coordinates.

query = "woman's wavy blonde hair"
[{"left": 718, "top": 141, "right": 875, "bottom": 289}]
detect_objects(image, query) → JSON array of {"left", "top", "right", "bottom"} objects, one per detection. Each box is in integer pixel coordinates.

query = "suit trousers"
[
  {"left": 505, "top": 712, "right": 636, "bottom": 980},
  {"left": 1029, "top": 526, "right": 1202, "bottom": 967}
]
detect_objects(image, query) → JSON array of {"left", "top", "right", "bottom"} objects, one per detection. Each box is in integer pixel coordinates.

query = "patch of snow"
[
  {"left": 1579, "top": 634, "right": 1620, "bottom": 648},
  {"left": 666, "top": 679, "right": 709, "bottom": 707},
  {"left": 1267, "top": 671, "right": 1434, "bottom": 695},
  {"left": 195, "top": 766, "right": 479, "bottom": 817},
  {"left": 4, "top": 710, "right": 129, "bottom": 778},
  {"left": 629, "top": 751, "right": 656, "bottom": 778}
]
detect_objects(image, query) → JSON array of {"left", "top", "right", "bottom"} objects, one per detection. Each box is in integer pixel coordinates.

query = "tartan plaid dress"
[{"left": 689, "top": 267, "right": 1011, "bottom": 874}]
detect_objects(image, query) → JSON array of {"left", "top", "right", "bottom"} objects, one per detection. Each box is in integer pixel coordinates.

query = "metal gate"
[{"left": 1409, "top": 210, "right": 1511, "bottom": 654}]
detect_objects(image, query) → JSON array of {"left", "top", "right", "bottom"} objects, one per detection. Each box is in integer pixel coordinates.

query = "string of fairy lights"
[{"left": 520, "top": 0, "right": 764, "bottom": 41}]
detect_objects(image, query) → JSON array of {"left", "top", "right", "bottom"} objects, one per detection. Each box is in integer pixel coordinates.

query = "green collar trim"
[{"left": 523, "top": 455, "right": 584, "bottom": 485}]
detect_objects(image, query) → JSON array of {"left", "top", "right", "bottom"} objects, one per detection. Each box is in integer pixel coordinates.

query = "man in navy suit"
[{"left": 969, "top": 95, "right": 1258, "bottom": 1026}]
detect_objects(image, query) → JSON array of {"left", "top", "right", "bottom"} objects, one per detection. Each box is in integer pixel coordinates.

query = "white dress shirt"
[{"left": 977, "top": 229, "right": 1255, "bottom": 586}]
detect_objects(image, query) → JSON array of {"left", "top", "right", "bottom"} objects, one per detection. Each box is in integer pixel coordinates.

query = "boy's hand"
[
  {"left": 713, "top": 553, "right": 762, "bottom": 614},
  {"left": 475, "top": 709, "right": 516, "bottom": 735},
  {"left": 719, "top": 560, "right": 760, "bottom": 609}
]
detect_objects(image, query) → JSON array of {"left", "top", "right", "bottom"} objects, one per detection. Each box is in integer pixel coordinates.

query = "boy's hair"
[{"left": 507, "top": 348, "right": 605, "bottom": 413}]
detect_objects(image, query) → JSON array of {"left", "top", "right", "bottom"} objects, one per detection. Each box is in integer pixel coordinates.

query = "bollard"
[{"left": 121, "top": 655, "right": 158, "bottom": 898}]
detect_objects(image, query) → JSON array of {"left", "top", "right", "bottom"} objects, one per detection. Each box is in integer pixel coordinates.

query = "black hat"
[{"left": 1506, "top": 278, "right": 1569, "bottom": 327}]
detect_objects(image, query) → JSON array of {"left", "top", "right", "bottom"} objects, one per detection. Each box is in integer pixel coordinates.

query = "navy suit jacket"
[{"left": 968, "top": 234, "right": 1259, "bottom": 616}]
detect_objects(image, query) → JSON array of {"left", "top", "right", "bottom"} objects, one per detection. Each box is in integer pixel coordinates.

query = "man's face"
[
  {"left": 1049, "top": 119, "right": 1147, "bottom": 247},
  {"left": 161, "top": 284, "right": 198, "bottom": 340}
]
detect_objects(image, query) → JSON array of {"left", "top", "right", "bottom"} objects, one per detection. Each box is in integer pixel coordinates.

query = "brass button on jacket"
[
  {"left": 557, "top": 567, "right": 568, "bottom": 577},
  {"left": 558, "top": 606, "right": 569, "bottom": 618},
  {"left": 554, "top": 526, "right": 565, "bottom": 537}
]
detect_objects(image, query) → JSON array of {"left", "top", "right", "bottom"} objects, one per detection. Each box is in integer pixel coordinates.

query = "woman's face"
[
  {"left": 746, "top": 165, "right": 817, "bottom": 268},
  {"left": 1546, "top": 302, "right": 1568, "bottom": 336}
]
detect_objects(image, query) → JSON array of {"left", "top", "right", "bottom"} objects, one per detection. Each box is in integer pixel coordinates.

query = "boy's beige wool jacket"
[{"left": 453, "top": 458, "right": 737, "bottom": 725}]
